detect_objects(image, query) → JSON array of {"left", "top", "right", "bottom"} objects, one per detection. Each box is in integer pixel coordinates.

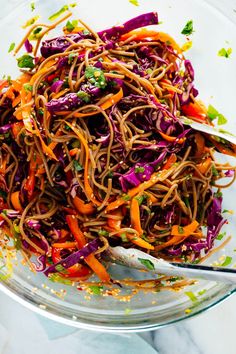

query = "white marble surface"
[{"left": 1, "top": 289, "right": 236, "bottom": 354}]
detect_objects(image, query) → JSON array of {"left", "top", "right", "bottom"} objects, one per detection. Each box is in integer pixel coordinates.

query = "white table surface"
[
  {"left": 1, "top": 289, "right": 236, "bottom": 354},
  {"left": 1, "top": 1, "right": 236, "bottom": 353}
]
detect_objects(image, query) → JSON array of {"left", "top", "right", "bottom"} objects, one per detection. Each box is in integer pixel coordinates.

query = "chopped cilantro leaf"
[
  {"left": 48, "top": 5, "right": 69, "bottom": 21},
  {"left": 0, "top": 190, "right": 7, "bottom": 200},
  {"left": 185, "top": 291, "right": 198, "bottom": 302},
  {"left": 69, "top": 2, "right": 77, "bottom": 7},
  {"left": 49, "top": 274, "right": 72, "bottom": 285},
  {"left": 178, "top": 226, "right": 184, "bottom": 234},
  {"left": 7, "top": 76, "right": 12, "bottom": 85},
  {"left": 181, "top": 20, "right": 194, "bottom": 36},
  {"left": 184, "top": 197, "right": 190, "bottom": 208},
  {"left": 207, "top": 104, "right": 227, "bottom": 125},
  {"left": 121, "top": 194, "right": 131, "bottom": 201},
  {"left": 135, "top": 166, "right": 145, "bottom": 173},
  {"left": 77, "top": 91, "right": 90, "bottom": 103},
  {"left": 120, "top": 233, "right": 128, "bottom": 242},
  {"left": 73, "top": 160, "right": 83, "bottom": 171},
  {"left": 221, "top": 256, "right": 232, "bottom": 267},
  {"left": 216, "top": 232, "right": 226, "bottom": 240},
  {"left": 17, "top": 54, "right": 35, "bottom": 69},
  {"left": 22, "top": 15, "right": 40, "bottom": 28},
  {"left": 129, "top": 0, "right": 139, "bottom": 6},
  {"left": 85, "top": 66, "right": 107, "bottom": 89},
  {"left": 89, "top": 285, "right": 103, "bottom": 295},
  {"left": 135, "top": 194, "right": 145, "bottom": 205},
  {"left": 83, "top": 29, "right": 90, "bottom": 35},
  {"left": 214, "top": 191, "right": 222, "bottom": 198},
  {"left": 212, "top": 165, "right": 219, "bottom": 176},
  {"left": 23, "top": 83, "right": 33, "bottom": 92},
  {"left": 66, "top": 20, "right": 78, "bottom": 32},
  {"left": 218, "top": 47, "right": 232, "bottom": 58},
  {"left": 30, "top": 2, "right": 35, "bottom": 11},
  {"left": 138, "top": 258, "right": 155, "bottom": 271},
  {"left": 8, "top": 42, "right": 15, "bottom": 53},
  {"left": 68, "top": 53, "right": 77, "bottom": 64},
  {"left": 98, "top": 229, "right": 109, "bottom": 237}
]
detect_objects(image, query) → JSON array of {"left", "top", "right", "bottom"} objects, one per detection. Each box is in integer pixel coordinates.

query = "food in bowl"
[{"left": 0, "top": 7, "right": 235, "bottom": 292}]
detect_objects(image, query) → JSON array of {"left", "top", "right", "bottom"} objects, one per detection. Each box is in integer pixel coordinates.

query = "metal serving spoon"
[
  {"left": 107, "top": 247, "right": 236, "bottom": 284},
  {"left": 180, "top": 117, "right": 236, "bottom": 147}
]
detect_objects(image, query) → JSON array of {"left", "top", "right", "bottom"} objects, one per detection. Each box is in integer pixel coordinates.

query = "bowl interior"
[{"left": 1, "top": 0, "right": 236, "bottom": 331}]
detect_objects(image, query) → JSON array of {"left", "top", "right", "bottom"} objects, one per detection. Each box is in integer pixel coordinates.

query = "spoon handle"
[{"left": 107, "top": 247, "right": 236, "bottom": 284}]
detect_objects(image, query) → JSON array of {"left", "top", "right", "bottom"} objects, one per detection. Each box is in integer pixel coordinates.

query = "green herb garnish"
[
  {"left": 8, "top": 42, "right": 15, "bottom": 53},
  {"left": 23, "top": 83, "right": 33, "bottom": 92},
  {"left": 83, "top": 29, "right": 90, "bottom": 35},
  {"left": 207, "top": 104, "right": 228, "bottom": 125},
  {"left": 49, "top": 274, "right": 73, "bottom": 285},
  {"left": 218, "top": 47, "right": 232, "bottom": 58},
  {"left": 48, "top": 5, "right": 69, "bottom": 21},
  {"left": 135, "top": 194, "right": 145, "bottom": 206},
  {"left": 69, "top": 2, "right": 77, "bottom": 7},
  {"left": 17, "top": 54, "right": 35, "bottom": 69},
  {"left": 178, "top": 226, "right": 184, "bottom": 234},
  {"left": 89, "top": 285, "right": 103, "bottom": 295},
  {"left": 214, "top": 191, "right": 222, "bottom": 198},
  {"left": 135, "top": 166, "right": 145, "bottom": 173},
  {"left": 85, "top": 66, "right": 107, "bottom": 89},
  {"left": 73, "top": 160, "right": 83, "bottom": 171},
  {"left": 29, "top": 27, "right": 43, "bottom": 40},
  {"left": 138, "top": 258, "right": 155, "bottom": 271},
  {"left": 184, "top": 197, "right": 190, "bottom": 208},
  {"left": 98, "top": 229, "right": 109, "bottom": 237},
  {"left": 181, "top": 20, "right": 194, "bottom": 36},
  {"left": 22, "top": 15, "right": 40, "bottom": 28},
  {"left": 7, "top": 76, "right": 12, "bottom": 85},
  {"left": 77, "top": 91, "right": 90, "bottom": 103},
  {"left": 55, "top": 264, "right": 67, "bottom": 273},
  {"left": 120, "top": 233, "right": 128, "bottom": 242},
  {"left": 68, "top": 53, "right": 77, "bottom": 64},
  {"left": 185, "top": 291, "right": 198, "bottom": 302},
  {"left": 30, "top": 2, "right": 35, "bottom": 11},
  {"left": 221, "top": 256, "right": 232, "bottom": 267},
  {"left": 65, "top": 20, "right": 78, "bottom": 32},
  {"left": 198, "top": 289, "right": 207, "bottom": 296},
  {"left": 122, "top": 194, "right": 131, "bottom": 201},
  {"left": 129, "top": 0, "right": 139, "bottom": 6},
  {"left": 212, "top": 165, "right": 219, "bottom": 176}
]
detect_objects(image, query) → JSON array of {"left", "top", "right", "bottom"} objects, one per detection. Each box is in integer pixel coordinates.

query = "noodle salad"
[{"left": 0, "top": 9, "right": 235, "bottom": 287}]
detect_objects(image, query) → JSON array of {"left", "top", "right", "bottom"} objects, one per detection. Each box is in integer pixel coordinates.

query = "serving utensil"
[
  {"left": 180, "top": 117, "right": 236, "bottom": 147},
  {"left": 107, "top": 246, "right": 236, "bottom": 284}
]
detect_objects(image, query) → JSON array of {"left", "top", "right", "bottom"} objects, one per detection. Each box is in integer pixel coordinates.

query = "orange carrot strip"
[
  {"left": 66, "top": 215, "right": 110, "bottom": 282},
  {"left": 171, "top": 220, "right": 199, "bottom": 237},
  {"left": 159, "top": 131, "right": 185, "bottom": 145},
  {"left": 127, "top": 234, "right": 154, "bottom": 250},
  {"left": 120, "top": 29, "right": 182, "bottom": 53},
  {"left": 162, "top": 153, "right": 177, "bottom": 170},
  {"left": 52, "top": 242, "right": 78, "bottom": 249},
  {"left": 66, "top": 122, "right": 101, "bottom": 206},
  {"left": 130, "top": 196, "right": 143, "bottom": 235},
  {"left": 10, "top": 191, "right": 23, "bottom": 212},
  {"left": 196, "top": 157, "right": 212, "bottom": 175},
  {"left": 194, "top": 133, "right": 205, "bottom": 158},
  {"left": 107, "top": 209, "right": 123, "bottom": 230},
  {"left": 105, "top": 167, "right": 175, "bottom": 212},
  {"left": 73, "top": 196, "right": 96, "bottom": 215},
  {"left": 100, "top": 88, "right": 123, "bottom": 110}
]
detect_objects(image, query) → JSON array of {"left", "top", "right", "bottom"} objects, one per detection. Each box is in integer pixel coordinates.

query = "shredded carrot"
[
  {"left": 10, "top": 191, "right": 23, "bottom": 212},
  {"left": 29, "top": 61, "right": 56, "bottom": 85},
  {"left": 120, "top": 29, "right": 182, "bottom": 53},
  {"left": 105, "top": 166, "right": 175, "bottom": 212},
  {"left": 66, "top": 215, "right": 110, "bottom": 282},
  {"left": 171, "top": 220, "right": 199, "bottom": 237},
  {"left": 162, "top": 153, "right": 177, "bottom": 170},
  {"left": 66, "top": 122, "right": 101, "bottom": 206},
  {"left": 181, "top": 101, "right": 208, "bottom": 123},
  {"left": 159, "top": 131, "right": 185, "bottom": 144},
  {"left": 127, "top": 234, "right": 154, "bottom": 250},
  {"left": 73, "top": 196, "right": 96, "bottom": 215},
  {"left": 144, "top": 192, "right": 158, "bottom": 203},
  {"left": 69, "top": 148, "right": 80, "bottom": 156},
  {"left": 208, "top": 137, "right": 236, "bottom": 157},
  {"left": 155, "top": 220, "right": 199, "bottom": 251},
  {"left": 107, "top": 209, "right": 123, "bottom": 230},
  {"left": 52, "top": 242, "right": 78, "bottom": 249},
  {"left": 196, "top": 157, "right": 212, "bottom": 175},
  {"left": 194, "top": 133, "right": 205, "bottom": 158},
  {"left": 72, "top": 88, "right": 124, "bottom": 118},
  {"left": 130, "top": 196, "right": 143, "bottom": 235},
  {"left": 12, "top": 95, "right": 21, "bottom": 108}
]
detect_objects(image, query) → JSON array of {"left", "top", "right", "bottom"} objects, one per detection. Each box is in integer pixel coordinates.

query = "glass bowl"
[{"left": 1, "top": 0, "right": 236, "bottom": 332}]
